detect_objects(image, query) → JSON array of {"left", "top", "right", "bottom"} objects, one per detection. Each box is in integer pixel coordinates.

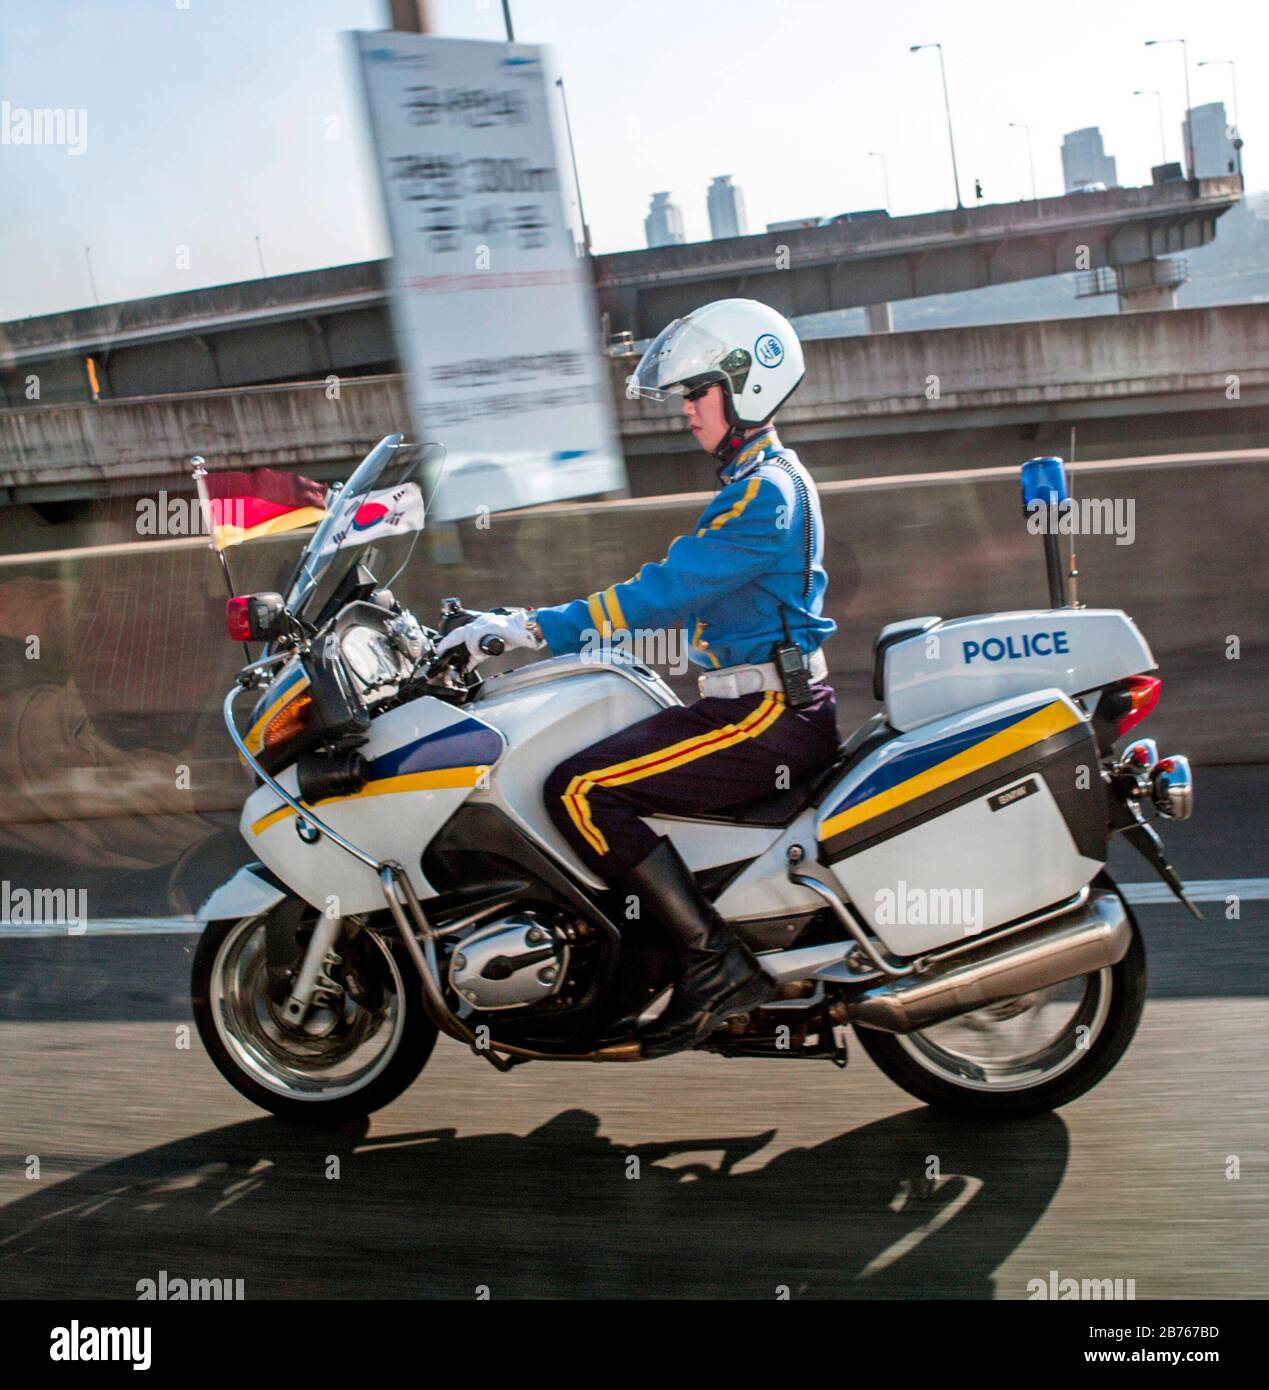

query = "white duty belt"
[{"left": 698, "top": 647, "right": 828, "bottom": 701}]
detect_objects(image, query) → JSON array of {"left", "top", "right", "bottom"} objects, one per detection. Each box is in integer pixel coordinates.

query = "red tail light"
[
  {"left": 226, "top": 592, "right": 286, "bottom": 642},
  {"left": 226, "top": 596, "right": 252, "bottom": 642},
  {"left": 1114, "top": 675, "right": 1161, "bottom": 737}
]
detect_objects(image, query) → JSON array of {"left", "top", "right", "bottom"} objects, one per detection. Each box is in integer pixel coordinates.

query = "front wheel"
[
  {"left": 192, "top": 909, "right": 437, "bottom": 1123},
  {"left": 852, "top": 878, "right": 1147, "bottom": 1119}
]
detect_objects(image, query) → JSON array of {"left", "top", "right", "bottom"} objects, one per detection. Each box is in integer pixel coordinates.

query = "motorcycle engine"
[{"left": 447, "top": 912, "right": 572, "bottom": 1012}]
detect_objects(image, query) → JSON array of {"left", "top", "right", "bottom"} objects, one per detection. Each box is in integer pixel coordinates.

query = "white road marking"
[
  {"left": 1, "top": 879, "right": 1265, "bottom": 938},
  {"left": 0, "top": 916, "right": 198, "bottom": 939},
  {"left": 1119, "top": 878, "right": 1269, "bottom": 905}
]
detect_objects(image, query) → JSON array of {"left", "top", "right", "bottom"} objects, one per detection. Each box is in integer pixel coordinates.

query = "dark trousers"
[{"left": 544, "top": 683, "right": 839, "bottom": 876}]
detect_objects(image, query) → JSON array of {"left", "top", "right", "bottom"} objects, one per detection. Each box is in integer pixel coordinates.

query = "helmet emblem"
[{"left": 754, "top": 333, "right": 784, "bottom": 368}]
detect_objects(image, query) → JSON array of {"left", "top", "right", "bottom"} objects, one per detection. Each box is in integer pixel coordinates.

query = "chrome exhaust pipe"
[{"left": 847, "top": 889, "right": 1131, "bottom": 1034}]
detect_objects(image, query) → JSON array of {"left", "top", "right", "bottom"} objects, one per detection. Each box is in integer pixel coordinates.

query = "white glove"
[{"left": 433, "top": 608, "right": 544, "bottom": 665}]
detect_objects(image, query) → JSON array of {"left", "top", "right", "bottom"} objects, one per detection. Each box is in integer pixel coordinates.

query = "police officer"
[{"left": 435, "top": 299, "right": 838, "bottom": 1056}]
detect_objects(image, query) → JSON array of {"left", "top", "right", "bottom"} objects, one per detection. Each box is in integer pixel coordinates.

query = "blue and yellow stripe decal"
[
  {"left": 818, "top": 699, "right": 1081, "bottom": 843},
  {"left": 250, "top": 717, "right": 504, "bottom": 837}
]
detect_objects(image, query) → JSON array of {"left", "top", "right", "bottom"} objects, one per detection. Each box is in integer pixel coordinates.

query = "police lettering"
[{"left": 962, "top": 630, "right": 1069, "bottom": 664}]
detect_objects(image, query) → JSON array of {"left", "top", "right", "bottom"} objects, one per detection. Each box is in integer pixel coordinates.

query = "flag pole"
[{"left": 192, "top": 455, "right": 252, "bottom": 663}]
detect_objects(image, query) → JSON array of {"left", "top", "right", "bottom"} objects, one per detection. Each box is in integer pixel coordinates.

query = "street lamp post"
[
  {"left": 867, "top": 150, "right": 891, "bottom": 211},
  {"left": 1133, "top": 90, "right": 1169, "bottom": 166},
  {"left": 1197, "top": 58, "right": 1239, "bottom": 130},
  {"left": 1009, "top": 122, "right": 1037, "bottom": 199},
  {"left": 555, "top": 77, "right": 591, "bottom": 256},
  {"left": 910, "top": 42, "right": 963, "bottom": 209},
  {"left": 84, "top": 245, "right": 100, "bottom": 308},
  {"left": 1145, "top": 38, "right": 1196, "bottom": 181}
]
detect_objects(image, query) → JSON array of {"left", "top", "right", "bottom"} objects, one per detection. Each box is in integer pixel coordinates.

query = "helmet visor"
[{"left": 625, "top": 316, "right": 733, "bottom": 403}]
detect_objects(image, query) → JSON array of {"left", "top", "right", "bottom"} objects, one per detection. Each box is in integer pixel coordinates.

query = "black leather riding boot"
[{"left": 618, "top": 837, "right": 775, "bottom": 1058}]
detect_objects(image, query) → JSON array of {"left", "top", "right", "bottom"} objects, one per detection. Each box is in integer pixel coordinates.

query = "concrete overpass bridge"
[
  {"left": 0, "top": 178, "right": 1242, "bottom": 414},
  {"left": 2, "top": 303, "right": 1265, "bottom": 516},
  {"left": 596, "top": 176, "right": 1243, "bottom": 334}
]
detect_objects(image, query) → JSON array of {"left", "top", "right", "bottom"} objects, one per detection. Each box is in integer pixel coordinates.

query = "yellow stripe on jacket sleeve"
[
  {"left": 602, "top": 585, "right": 628, "bottom": 631},
  {"left": 695, "top": 476, "right": 762, "bottom": 537},
  {"left": 586, "top": 591, "right": 611, "bottom": 636}
]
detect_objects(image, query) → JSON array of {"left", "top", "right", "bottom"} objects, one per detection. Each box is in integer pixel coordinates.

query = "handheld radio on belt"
[{"left": 763, "top": 454, "right": 817, "bottom": 708}]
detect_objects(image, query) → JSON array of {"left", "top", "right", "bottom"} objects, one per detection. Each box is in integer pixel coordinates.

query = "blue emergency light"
[
  {"left": 1020, "top": 456, "right": 1071, "bottom": 608},
  {"left": 1020, "top": 456, "right": 1069, "bottom": 511}
]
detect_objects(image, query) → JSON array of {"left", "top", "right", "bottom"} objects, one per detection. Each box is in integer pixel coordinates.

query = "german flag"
[{"left": 197, "top": 468, "right": 328, "bottom": 551}]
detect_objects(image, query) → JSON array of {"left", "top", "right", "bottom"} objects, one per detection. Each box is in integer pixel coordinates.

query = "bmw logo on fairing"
[
  {"left": 296, "top": 816, "right": 320, "bottom": 844},
  {"left": 755, "top": 333, "right": 784, "bottom": 368}
]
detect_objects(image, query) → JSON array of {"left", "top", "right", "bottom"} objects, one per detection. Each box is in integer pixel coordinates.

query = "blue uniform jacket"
[{"left": 534, "top": 427, "right": 836, "bottom": 670}]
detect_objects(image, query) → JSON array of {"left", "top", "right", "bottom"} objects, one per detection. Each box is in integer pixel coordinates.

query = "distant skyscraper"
[
  {"left": 1184, "top": 103, "right": 1238, "bottom": 179},
  {"left": 644, "top": 192, "right": 685, "bottom": 248},
  {"left": 1060, "top": 127, "right": 1118, "bottom": 192},
  {"left": 707, "top": 175, "right": 748, "bottom": 240}
]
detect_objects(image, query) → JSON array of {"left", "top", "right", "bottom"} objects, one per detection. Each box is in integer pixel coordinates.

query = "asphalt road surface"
[{"left": 1, "top": 766, "right": 1265, "bottom": 1300}]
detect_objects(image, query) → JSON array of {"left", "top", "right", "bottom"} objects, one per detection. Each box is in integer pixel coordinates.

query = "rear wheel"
[
  {"left": 192, "top": 909, "right": 436, "bottom": 1123},
  {"left": 852, "top": 878, "right": 1147, "bottom": 1119}
]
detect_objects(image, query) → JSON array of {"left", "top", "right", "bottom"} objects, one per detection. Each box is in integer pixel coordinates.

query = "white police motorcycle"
[{"left": 194, "top": 436, "right": 1196, "bottom": 1121}]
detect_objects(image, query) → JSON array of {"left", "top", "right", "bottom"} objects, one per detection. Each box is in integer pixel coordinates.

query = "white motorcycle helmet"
[{"left": 626, "top": 298, "right": 805, "bottom": 432}]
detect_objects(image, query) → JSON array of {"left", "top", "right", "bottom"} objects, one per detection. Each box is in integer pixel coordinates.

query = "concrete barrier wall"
[
  {"left": 4, "top": 304, "right": 1269, "bottom": 500},
  {"left": 0, "top": 450, "right": 1261, "bottom": 913},
  {"left": 616, "top": 302, "right": 1269, "bottom": 444},
  {"left": 426, "top": 454, "right": 1267, "bottom": 765},
  {"left": 0, "top": 376, "right": 404, "bottom": 495}
]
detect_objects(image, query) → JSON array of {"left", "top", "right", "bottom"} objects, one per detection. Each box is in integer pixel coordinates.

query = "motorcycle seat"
[{"left": 671, "top": 713, "right": 900, "bottom": 829}]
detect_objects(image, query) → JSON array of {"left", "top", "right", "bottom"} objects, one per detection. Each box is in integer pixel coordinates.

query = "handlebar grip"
[{"left": 479, "top": 634, "right": 506, "bottom": 656}]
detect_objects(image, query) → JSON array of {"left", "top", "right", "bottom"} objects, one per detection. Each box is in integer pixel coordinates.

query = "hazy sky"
[{"left": 1, "top": 0, "right": 1264, "bottom": 320}]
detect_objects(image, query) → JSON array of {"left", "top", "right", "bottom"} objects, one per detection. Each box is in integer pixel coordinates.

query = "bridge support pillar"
[
  {"left": 1114, "top": 257, "right": 1185, "bottom": 313},
  {"left": 865, "top": 301, "right": 894, "bottom": 333},
  {"left": 1118, "top": 283, "right": 1178, "bottom": 312}
]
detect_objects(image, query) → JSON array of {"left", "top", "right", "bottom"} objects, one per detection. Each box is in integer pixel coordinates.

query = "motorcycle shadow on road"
[{"left": 0, "top": 1106, "right": 1067, "bottom": 1300}]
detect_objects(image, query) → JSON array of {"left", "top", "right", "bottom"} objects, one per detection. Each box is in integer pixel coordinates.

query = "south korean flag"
[{"left": 322, "top": 482, "right": 425, "bottom": 553}]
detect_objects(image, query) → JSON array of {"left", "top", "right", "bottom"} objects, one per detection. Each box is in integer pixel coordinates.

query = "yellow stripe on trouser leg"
[{"left": 562, "top": 692, "right": 786, "bottom": 856}]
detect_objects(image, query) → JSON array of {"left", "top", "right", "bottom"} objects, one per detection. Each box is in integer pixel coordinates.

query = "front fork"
[{"left": 279, "top": 912, "right": 346, "bottom": 1025}]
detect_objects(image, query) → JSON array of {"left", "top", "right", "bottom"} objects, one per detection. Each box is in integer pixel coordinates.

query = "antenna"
[{"left": 1067, "top": 426, "right": 1081, "bottom": 607}]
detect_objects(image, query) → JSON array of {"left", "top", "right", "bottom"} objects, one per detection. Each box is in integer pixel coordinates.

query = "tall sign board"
[{"left": 354, "top": 33, "right": 625, "bottom": 521}]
